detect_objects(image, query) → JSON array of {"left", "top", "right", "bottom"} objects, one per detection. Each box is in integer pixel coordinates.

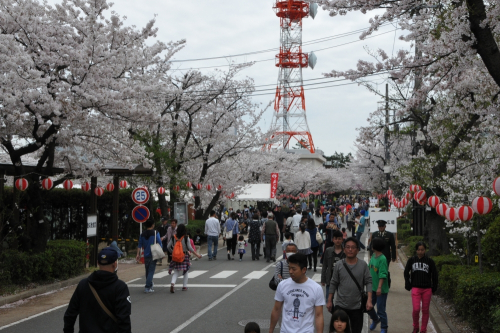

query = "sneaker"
[
  {"left": 144, "top": 288, "right": 150, "bottom": 293},
  {"left": 208, "top": 258, "right": 212, "bottom": 261},
  {"left": 170, "top": 284, "right": 175, "bottom": 293},
  {"left": 380, "top": 330, "right": 387, "bottom": 333},
  {"left": 182, "top": 287, "right": 188, "bottom": 291},
  {"left": 370, "top": 318, "right": 381, "bottom": 330},
  {"left": 148, "top": 288, "right": 155, "bottom": 293}
]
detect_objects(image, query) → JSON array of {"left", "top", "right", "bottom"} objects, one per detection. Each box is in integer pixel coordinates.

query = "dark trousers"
[
  {"left": 250, "top": 241, "right": 261, "bottom": 259},
  {"left": 334, "top": 306, "right": 364, "bottom": 333},
  {"left": 265, "top": 235, "right": 277, "bottom": 259},
  {"left": 307, "top": 246, "right": 319, "bottom": 269},
  {"left": 226, "top": 237, "right": 237, "bottom": 256},
  {"left": 278, "top": 224, "right": 284, "bottom": 242}
]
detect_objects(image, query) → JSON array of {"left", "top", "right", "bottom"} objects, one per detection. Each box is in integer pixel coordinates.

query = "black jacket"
[
  {"left": 404, "top": 255, "right": 438, "bottom": 292},
  {"left": 64, "top": 270, "right": 131, "bottom": 333},
  {"left": 371, "top": 231, "right": 397, "bottom": 261}
]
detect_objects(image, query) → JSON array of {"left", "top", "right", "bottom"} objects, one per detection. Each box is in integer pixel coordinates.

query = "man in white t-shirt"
[{"left": 269, "top": 253, "right": 324, "bottom": 333}]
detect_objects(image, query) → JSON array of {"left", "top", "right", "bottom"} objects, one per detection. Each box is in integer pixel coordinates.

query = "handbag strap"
[
  {"left": 280, "top": 261, "right": 283, "bottom": 276},
  {"left": 154, "top": 230, "right": 157, "bottom": 245},
  {"left": 342, "top": 259, "right": 363, "bottom": 294},
  {"left": 89, "top": 282, "right": 118, "bottom": 323}
]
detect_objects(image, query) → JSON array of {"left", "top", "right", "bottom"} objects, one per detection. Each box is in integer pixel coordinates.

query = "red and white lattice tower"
[{"left": 269, "top": 1, "right": 318, "bottom": 153}]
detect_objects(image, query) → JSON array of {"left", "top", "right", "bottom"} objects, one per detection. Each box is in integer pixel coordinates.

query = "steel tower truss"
[{"left": 270, "top": 0, "right": 315, "bottom": 153}]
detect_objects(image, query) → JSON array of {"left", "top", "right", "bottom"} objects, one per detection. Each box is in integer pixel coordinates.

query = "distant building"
[{"left": 285, "top": 149, "right": 326, "bottom": 168}]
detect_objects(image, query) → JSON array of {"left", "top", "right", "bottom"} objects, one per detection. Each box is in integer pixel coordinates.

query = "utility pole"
[{"left": 384, "top": 83, "right": 390, "bottom": 191}]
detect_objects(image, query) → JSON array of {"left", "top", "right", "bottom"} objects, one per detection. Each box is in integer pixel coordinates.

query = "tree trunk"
[
  {"left": 424, "top": 209, "right": 449, "bottom": 256},
  {"left": 26, "top": 173, "right": 49, "bottom": 252},
  {"left": 203, "top": 191, "right": 222, "bottom": 220}
]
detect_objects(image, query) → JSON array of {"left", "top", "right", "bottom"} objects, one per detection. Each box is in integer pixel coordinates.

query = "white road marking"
[
  {"left": 170, "top": 279, "right": 252, "bottom": 333},
  {"left": 312, "top": 274, "right": 321, "bottom": 283},
  {"left": 127, "top": 278, "right": 141, "bottom": 284},
  {"left": 210, "top": 270, "right": 237, "bottom": 279},
  {"left": 0, "top": 304, "right": 68, "bottom": 331},
  {"left": 153, "top": 271, "right": 171, "bottom": 279},
  {"left": 187, "top": 270, "right": 208, "bottom": 279},
  {"left": 242, "top": 271, "right": 268, "bottom": 279},
  {"left": 127, "top": 284, "right": 236, "bottom": 288}
]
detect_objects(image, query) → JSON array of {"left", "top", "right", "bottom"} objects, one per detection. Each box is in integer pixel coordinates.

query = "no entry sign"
[
  {"left": 132, "top": 187, "right": 150, "bottom": 205},
  {"left": 132, "top": 205, "right": 150, "bottom": 223}
]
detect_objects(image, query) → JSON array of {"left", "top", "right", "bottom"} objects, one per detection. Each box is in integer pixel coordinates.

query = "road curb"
[
  {"left": 0, "top": 273, "right": 91, "bottom": 307},
  {"left": 397, "top": 248, "right": 458, "bottom": 333}
]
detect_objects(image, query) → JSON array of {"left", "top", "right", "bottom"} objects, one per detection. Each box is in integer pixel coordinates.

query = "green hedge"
[
  {"left": 0, "top": 240, "right": 86, "bottom": 286},
  {"left": 432, "top": 254, "right": 462, "bottom": 272},
  {"left": 454, "top": 271, "right": 500, "bottom": 332},
  {"left": 483, "top": 216, "right": 500, "bottom": 268}
]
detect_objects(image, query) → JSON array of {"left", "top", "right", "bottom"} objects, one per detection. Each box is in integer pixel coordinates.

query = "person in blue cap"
[{"left": 64, "top": 247, "right": 131, "bottom": 333}]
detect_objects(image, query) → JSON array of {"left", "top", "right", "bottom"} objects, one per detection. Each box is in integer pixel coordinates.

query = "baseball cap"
[
  {"left": 98, "top": 247, "right": 118, "bottom": 265},
  {"left": 360, "top": 210, "right": 365, "bottom": 215}
]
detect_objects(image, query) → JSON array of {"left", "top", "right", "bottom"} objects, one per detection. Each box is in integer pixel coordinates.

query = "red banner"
[{"left": 270, "top": 173, "right": 279, "bottom": 199}]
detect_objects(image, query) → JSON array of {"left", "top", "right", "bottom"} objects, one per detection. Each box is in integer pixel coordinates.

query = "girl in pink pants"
[{"left": 404, "top": 242, "right": 438, "bottom": 333}]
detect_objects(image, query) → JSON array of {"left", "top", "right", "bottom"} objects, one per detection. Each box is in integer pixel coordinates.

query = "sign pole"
[{"left": 90, "top": 176, "right": 98, "bottom": 267}]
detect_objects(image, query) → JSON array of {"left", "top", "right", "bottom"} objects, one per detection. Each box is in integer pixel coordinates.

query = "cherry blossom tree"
[{"left": 0, "top": 0, "right": 184, "bottom": 250}]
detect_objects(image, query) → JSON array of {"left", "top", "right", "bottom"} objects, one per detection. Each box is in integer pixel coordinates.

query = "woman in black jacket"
[{"left": 404, "top": 242, "right": 438, "bottom": 333}]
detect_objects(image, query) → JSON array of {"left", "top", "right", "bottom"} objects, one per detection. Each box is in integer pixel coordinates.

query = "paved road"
[{"left": 1, "top": 222, "right": 371, "bottom": 333}]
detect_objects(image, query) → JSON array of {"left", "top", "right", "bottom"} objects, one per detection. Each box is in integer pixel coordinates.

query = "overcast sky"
[{"left": 47, "top": 0, "right": 408, "bottom": 156}]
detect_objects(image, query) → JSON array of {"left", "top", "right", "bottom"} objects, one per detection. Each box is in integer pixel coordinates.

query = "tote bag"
[{"left": 151, "top": 231, "right": 166, "bottom": 261}]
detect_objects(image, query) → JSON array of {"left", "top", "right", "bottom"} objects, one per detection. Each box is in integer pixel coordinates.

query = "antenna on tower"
[{"left": 267, "top": 0, "right": 319, "bottom": 154}]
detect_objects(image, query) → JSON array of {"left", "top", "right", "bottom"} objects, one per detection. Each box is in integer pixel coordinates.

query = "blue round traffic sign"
[{"left": 132, "top": 205, "right": 150, "bottom": 223}]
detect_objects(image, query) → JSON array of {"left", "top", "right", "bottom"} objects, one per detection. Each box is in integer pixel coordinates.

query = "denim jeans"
[
  {"left": 355, "top": 231, "right": 366, "bottom": 249},
  {"left": 207, "top": 235, "right": 219, "bottom": 259},
  {"left": 144, "top": 257, "right": 157, "bottom": 289},
  {"left": 368, "top": 292, "right": 388, "bottom": 329}
]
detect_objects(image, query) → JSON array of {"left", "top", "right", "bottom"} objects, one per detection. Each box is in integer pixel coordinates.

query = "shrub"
[
  {"left": 398, "top": 229, "right": 412, "bottom": 243},
  {"left": 47, "top": 240, "right": 86, "bottom": 280},
  {"left": 439, "top": 264, "right": 473, "bottom": 298},
  {"left": 432, "top": 254, "right": 462, "bottom": 272},
  {"left": 482, "top": 216, "right": 500, "bottom": 268},
  {"left": 454, "top": 271, "right": 500, "bottom": 332},
  {"left": 492, "top": 305, "right": 500, "bottom": 333},
  {"left": 185, "top": 220, "right": 207, "bottom": 242},
  {"left": 0, "top": 240, "right": 86, "bottom": 286},
  {"left": 405, "top": 236, "right": 424, "bottom": 256}
]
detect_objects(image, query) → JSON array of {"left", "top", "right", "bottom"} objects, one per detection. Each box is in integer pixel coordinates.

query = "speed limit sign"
[{"left": 132, "top": 187, "right": 150, "bottom": 205}]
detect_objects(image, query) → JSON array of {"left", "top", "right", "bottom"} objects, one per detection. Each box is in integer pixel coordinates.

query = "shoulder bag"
[
  {"left": 151, "top": 231, "right": 166, "bottom": 261},
  {"left": 342, "top": 259, "right": 369, "bottom": 312},
  {"left": 316, "top": 230, "right": 323, "bottom": 244},
  {"left": 269, "top": 261, "right": 284, "bottom": 291},
  {"left": 225, "top": 220, "right": 236, "bottom": 239},
  {"left": 89, "top": 282, "right": 118, "bottom": 323}
]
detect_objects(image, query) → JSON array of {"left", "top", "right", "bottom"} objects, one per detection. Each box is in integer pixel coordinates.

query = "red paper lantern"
[
  {"left": 445, "top": 207, "right": 458, "bottom": 221},
  {"left": 63, "top": 179, "right": 74, "bottom": 191},
  {"left": 15, "top": 178, "right": 28, "bottom": 191},
  {"left": 173, "top": 185, "right": 180, "bottom": 191},
  {"left": 458, "top": 206, "right": 474, "bottom": 221},
  {"left": 401, "top": 198, "right": 409, "bottom": 207},
  {"left": 196, "top": 183, "right": 202, "bottom": 190},
  {"left": 81, "top": 182, "right": 91, "bottom": 192},
  {"left": 186, "top": 182, "right": 192, "bottom": 188},
  {"left": 217, "top": 185, "right": 223, "bottom": 191},
  {"left": 436, "top": 203, "right": 448, "bottom": 216},
  {"left": 119, "top": 180, "right": 128, "bottom": 189},
  {"left": 95, "top": 187, "right": 104, "bottom": 197},
  {"left": 427, "top": 196, "right": 440, "bottom": 208},
  {"left": 106, "top": 183, "right": 115, "bottom": 192},
  {"left": 414, "top": 190, "right": 427, "bottom": 203},
  {"left": 206, "top": 184, "right": 212, "bottom": 191},
  {"left": 405, "top": 192, "right": 412, "bottom": 200},
  {"left": 387, "top": 189, "right": 393, "bottom": 195},
  {"left": 410, "top": 184, "right": 422, "bottom": 192},
  {"left": 493, "top": 177, "right": 500, "bottom": 196},
  {"left": 472, "top": 197, "right": 493, "bottom": 215},
  {"left": 230, "top": 192, "right": 235, "bottom": 199},
  {"left": 157, "top": 187, "right": 166, "bottom": 195},
  {"left": 41, "top": 178, "right": 53, "bottom": 190}
]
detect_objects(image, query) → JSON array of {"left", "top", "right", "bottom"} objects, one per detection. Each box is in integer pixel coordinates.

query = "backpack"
[{"left": 172, "top": 236, "right": 185, "bottom": 263}]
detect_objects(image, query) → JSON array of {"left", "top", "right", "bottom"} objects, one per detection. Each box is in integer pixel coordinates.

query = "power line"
[
  {"left": 171, "top": 29, "right": 399, "bottom": 71},
  {"left": 168, "top": 23, "right": 393, "bottom": 63}
]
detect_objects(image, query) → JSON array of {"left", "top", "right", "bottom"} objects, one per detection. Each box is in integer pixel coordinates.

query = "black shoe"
[
  {"left": 314, "top": 268, "right": 317, "bottom": 272},
  {"left": 208, "top": 258, "right": 212, "bottom": 261},
  {"left": 266, "top": 260, "right": 270, "bottom": 263},
  {"left": 308, "top": 267, "right": 312, "bottom": 270},
  {"left": 272, "top": 257, "right": 276, "bottom": 262},
  {"left": 228, "top": 253, "right": 231, "bottom": 260},
  {"left": 213, "top": 256, "right": 216, "bottom": 260}
]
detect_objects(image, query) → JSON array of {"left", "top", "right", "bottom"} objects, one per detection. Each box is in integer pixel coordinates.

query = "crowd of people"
[{"left": 62, "top": 196, "right": 439, "bottom": 333}]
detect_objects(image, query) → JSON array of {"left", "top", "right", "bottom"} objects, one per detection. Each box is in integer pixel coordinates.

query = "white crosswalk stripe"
[
  {"left": 312, "top": 274, "right": 321, "bottom": 283},
  {"left": 210, "top": 270, "right": 238, "bottom": 279},
  {"left": 188, "top": 270, "right": 208, "bottom": 279},
  {"left": 243, "top": 271, "right": 268, "bottom": 279},
  {"left": 153, "top": 271, "right": 170, "bottom": 279}
]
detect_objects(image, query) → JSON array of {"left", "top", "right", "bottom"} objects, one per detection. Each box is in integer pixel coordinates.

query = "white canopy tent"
[{"left": 227, "top": 183, "right": 279, "bottom": 209}]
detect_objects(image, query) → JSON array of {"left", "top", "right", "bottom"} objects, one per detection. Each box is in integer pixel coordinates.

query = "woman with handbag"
[
  {"left": 305, "top": 219, "right": 320, "bottom": 272},
  {"left": 167, "top": 224, "right": 201, "bottom": 293},
  {"left": 136, "top": 220, "right": 163, "bottom": 293},
  {"left": 224, "top": 212, "right": 239, "bottom": 260}
]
